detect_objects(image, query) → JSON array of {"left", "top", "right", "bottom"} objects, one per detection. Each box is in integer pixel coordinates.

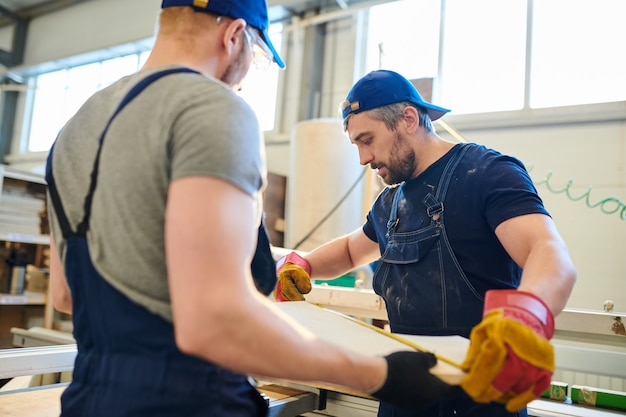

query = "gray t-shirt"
[{"left": 48, "top": 66, "right": 266, "bottom": 322}]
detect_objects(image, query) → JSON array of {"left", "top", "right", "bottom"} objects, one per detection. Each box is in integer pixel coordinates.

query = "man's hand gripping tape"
[
  {"left": 461, "top": 289, "right": 555, "bottom": 412},
  {"left": 370, "top": 351, "right": 454, "bottom": 410}
]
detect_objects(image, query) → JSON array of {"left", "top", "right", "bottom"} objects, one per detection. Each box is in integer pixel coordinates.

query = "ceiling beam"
[{"left": 0, "top": 3, "right": 28, "bottom": 67}]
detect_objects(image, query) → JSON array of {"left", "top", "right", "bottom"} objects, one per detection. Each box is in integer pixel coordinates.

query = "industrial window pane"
[
  {"left": 530, "top": 0, "right": 626, "bottom": 108},
  {"left": 64, "top": 62, "right": 101, "bottom": 123},
  {"left": 100, "top": 55, "right": 141, "bottom": 88},
  {"left": 238, "top": 23, "right": 283, "bottom": 131},
  {"left": 28, "top": 70, "right": 69, "bottom": 152},
  {"left": 139, "top": 51, "right": 150, "bottom": 67},
  {"left": 366, "top": 0, "right": 441, "bottom": 79},
  {"left": 27, "top": 54, "right": 144, "bottom": 152},
  {"left": 440, "top": 0, "right": 527, "bottom": 114}
]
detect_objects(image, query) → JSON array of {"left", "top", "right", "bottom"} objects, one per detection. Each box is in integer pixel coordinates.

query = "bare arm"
[
  {"left": 304, "top": 228, "right": 380, "bottom": 279},
  {"left": 165, "top": 176, "right": 385, "bottom": 392},
  {"left": 49, "top": 231, "right": 73, "bottom": 314},
  {"left": 495, "top": 213, "right": 576, "bottom": 315}
]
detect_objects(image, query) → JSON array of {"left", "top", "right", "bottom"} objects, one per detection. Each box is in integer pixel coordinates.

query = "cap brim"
[
  {"left": 261, "top": 30, "right": 285, "bottom": 69},
  {"left": 422, "top": 103, "right": 450, "bottom": 121}
]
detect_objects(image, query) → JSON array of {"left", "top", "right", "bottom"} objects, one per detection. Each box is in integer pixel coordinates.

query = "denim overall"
[
  {"left": 374, "top": 145, "right": 526, "bottom": 417},
  {"left": 46, "top": 68, "right": 268, "bottom": 417}
]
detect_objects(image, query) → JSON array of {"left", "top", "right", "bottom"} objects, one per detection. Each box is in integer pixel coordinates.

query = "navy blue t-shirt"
[{"left": 363, "top": 143, "right": 549, "bottom": 295}]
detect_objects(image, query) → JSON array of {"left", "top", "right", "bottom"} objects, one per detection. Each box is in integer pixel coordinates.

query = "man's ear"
[
  {"left": 221, "top": 18, "right": 247, "bottom": 57},
  {"left": 403, "top": 106, "right": 420, "bottom": 133}
]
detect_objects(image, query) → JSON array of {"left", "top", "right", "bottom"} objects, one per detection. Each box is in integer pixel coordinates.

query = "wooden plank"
[
  {"left": 0, "top": 383, "right": 318, "bottom": 417},
  {"left": 304, "top": 285, "right": 388, "bottom": 320},
  {"left": 0, "top": 375, "right": 35, "bottom": 392},
  {"left": 11, "top": 327, "right": 75, "bottom": 347},
  {"left": 259, "top": 384, "right": 319, "bottom": 417},
  {"left": 0, "top": 385, "right": 66, "bottom": 417},
  {"left": 556, "top": 308, "right": 626, "bottom": 337},
  {"left": 274, "top": 301, "right": 468, "bottom": 386}
]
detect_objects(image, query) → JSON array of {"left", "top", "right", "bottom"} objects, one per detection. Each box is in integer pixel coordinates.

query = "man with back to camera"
[
  {"left": 275, "top": 69, "right": 577, "bottom": 417},
  {"left": 45, "top": 1, "right": 457, "bottom": 416}
]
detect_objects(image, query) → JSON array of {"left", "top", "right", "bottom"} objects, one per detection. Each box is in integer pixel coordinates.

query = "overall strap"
[
  {"left": 47, "top": 67, "right": 198, "bottom": 237},
  {"left": 387, "top": 143, "right": 470, "bottom": 235},
  {"left": 46, "top": 143, "right": 72, "bottom": 237},
  {"left": 434, "top": 143, "right": 470, "bottom": 201},
  {"left": 423, "top": 143, "right": 470, "bottom": 220},
  {"left": 386, "top": 184, "right": 403, "bottom": 239}
]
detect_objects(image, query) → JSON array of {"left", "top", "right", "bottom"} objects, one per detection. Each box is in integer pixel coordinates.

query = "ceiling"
[
  {"left": 0, "top": 0, "right": 88, "bottom": 20},
  {"left": 0, "top": 0, "right": 377, "bottom": 68},
  {"left": 0, "top": 0, "right": 378, "bottom": 25}
]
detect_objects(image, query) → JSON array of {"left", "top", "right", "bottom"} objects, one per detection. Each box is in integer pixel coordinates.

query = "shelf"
[
  {"left": 0, "top": 166, "right": 46, "bottom": 185},
  {"left": 0, "top": 165, "right": 53, "bottom": 348},
  {"left": 11, "top": 327, "right": 75, "bottom": 347},
  {"left": 0, "top": 233, "right": 49, "bottom": 245},
  {"left": 0, "top": 292, "right": 47, "bottom": 305}
]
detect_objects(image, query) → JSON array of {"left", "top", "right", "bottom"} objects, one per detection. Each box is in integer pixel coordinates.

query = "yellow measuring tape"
[{"left": 321, "top": 306, "right": 464, "bottom": 369}]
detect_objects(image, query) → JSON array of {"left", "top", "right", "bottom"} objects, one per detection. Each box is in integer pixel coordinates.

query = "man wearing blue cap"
[
  {"left": 45, "top": 2, "right": 457, "bottom": 416},
  {"left": 276, "top": 70, "right": 576, "bottom": 417}
]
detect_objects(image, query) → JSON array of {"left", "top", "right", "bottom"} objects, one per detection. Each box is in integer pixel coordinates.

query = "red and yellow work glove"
[
  {"left": 461, "top": 289, "right": 555, "bottom": 412},
  {"left": 274, "top": 252, "right": 312, "bottom": 301}
]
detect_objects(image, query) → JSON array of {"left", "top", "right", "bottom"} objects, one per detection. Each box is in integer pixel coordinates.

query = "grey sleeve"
[{"left": 168, "top": 86, "right": 265, "bottom": 197}]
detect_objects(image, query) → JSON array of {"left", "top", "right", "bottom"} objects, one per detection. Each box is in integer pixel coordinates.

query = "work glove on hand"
[
  {"left": 461, "top": 289, "right": 555, "bottom": 412},
  {"left": 370, "top": 351, "right": 455, "bottom": 410},
  {"left": 250, "top": 218, "right": 277, "bottom": 296},
  {"left": 274, "top": 252, "right": 312, "bottom": 301}
]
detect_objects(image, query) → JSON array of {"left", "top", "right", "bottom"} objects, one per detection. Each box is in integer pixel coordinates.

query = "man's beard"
[
  {"left": 376, "top": 132, "right": 416, "bottom": 186},
  {"left": 220, "top": 49, "right": 249, "bottom": 90}
]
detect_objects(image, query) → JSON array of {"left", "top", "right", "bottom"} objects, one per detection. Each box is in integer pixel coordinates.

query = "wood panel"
[
  {"left": 0, "top": 385, "right": 65, "bottom": 417},
  {"left": 273, "top": 301, "right": 468, "bottom": 386}
]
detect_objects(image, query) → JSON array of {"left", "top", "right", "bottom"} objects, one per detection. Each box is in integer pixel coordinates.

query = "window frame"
[{"left": 363, "top": 0, "right": 626, "bottom": 132}]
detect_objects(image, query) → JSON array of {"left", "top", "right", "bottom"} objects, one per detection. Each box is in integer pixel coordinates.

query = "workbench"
[
  {"left": 3, "top": 378, "right": 625, "bottom": 417},
  {"left": 1, "top": 299, "right": 625, "bottom": 417},
  {"left": 0, "top": 381, "right": 323, "bottom": 417}
]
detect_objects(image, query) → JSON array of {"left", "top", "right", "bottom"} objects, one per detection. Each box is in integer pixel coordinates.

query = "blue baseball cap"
[
  {"left": 161, "top": 0, "right": 285, "bottom": 69},
  {"left": 342, "top": 70, "right": 450, "bottom": 121}
]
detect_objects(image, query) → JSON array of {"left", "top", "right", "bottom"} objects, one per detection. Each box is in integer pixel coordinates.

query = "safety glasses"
[{"left": 242, "top": 25, "right": 274, "bottom": 71}]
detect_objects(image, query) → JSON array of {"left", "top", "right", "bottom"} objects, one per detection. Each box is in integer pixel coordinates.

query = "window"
[
  {"left": 27, "top": 53, "right": 149, "bottom": 152},
  {"left": 530, "top": 0, "right": 626, "bottom": 108},
  {"left": 366, "top": 0, "right": 626, "bottom": 115},
  {"left": 440, "top": 0, "right": 527, "bottom": 114},
  {"left": 238, "top": 23, "right": 283, "bottom": 131},
  {"left": 25, "top": 23, "right": 282, "bottom": 154},
  {"left": 365, "top": 0, "right": 440, "bottom": 79}
]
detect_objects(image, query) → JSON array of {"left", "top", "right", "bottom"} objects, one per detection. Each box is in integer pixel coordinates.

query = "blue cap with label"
[
  {"left": 342, "top": 70, "right": 450, "bottom": 121},
  {"left": 161, "top": 0, "right": 285, "bottom": 68}
]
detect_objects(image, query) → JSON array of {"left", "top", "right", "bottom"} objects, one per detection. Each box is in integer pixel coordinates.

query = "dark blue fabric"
[
  {"left": 251, "top": 218, "right": 277, "bottom": 296},
  {"left": 362, "top": 143, "right": 544, "bottom": 417},
  {"left": 364, "top": 143, "right": 549, "bottom": 311},
  {"left": 371, "top": 144, "right": 481, "bottom": 338},
  {"left": 377, "top": 390, "right": 528, "bottom": 417},
  {"left": 47, "top": 68, "right": 268, "bottom": 416},
  {"left": 59, "top": 237, "right": 267, "bottom": 417}
]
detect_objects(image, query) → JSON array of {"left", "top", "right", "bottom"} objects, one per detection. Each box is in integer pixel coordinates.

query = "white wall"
[{"left": 441, "top": 121, "right": 626, "bottom": 313}]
